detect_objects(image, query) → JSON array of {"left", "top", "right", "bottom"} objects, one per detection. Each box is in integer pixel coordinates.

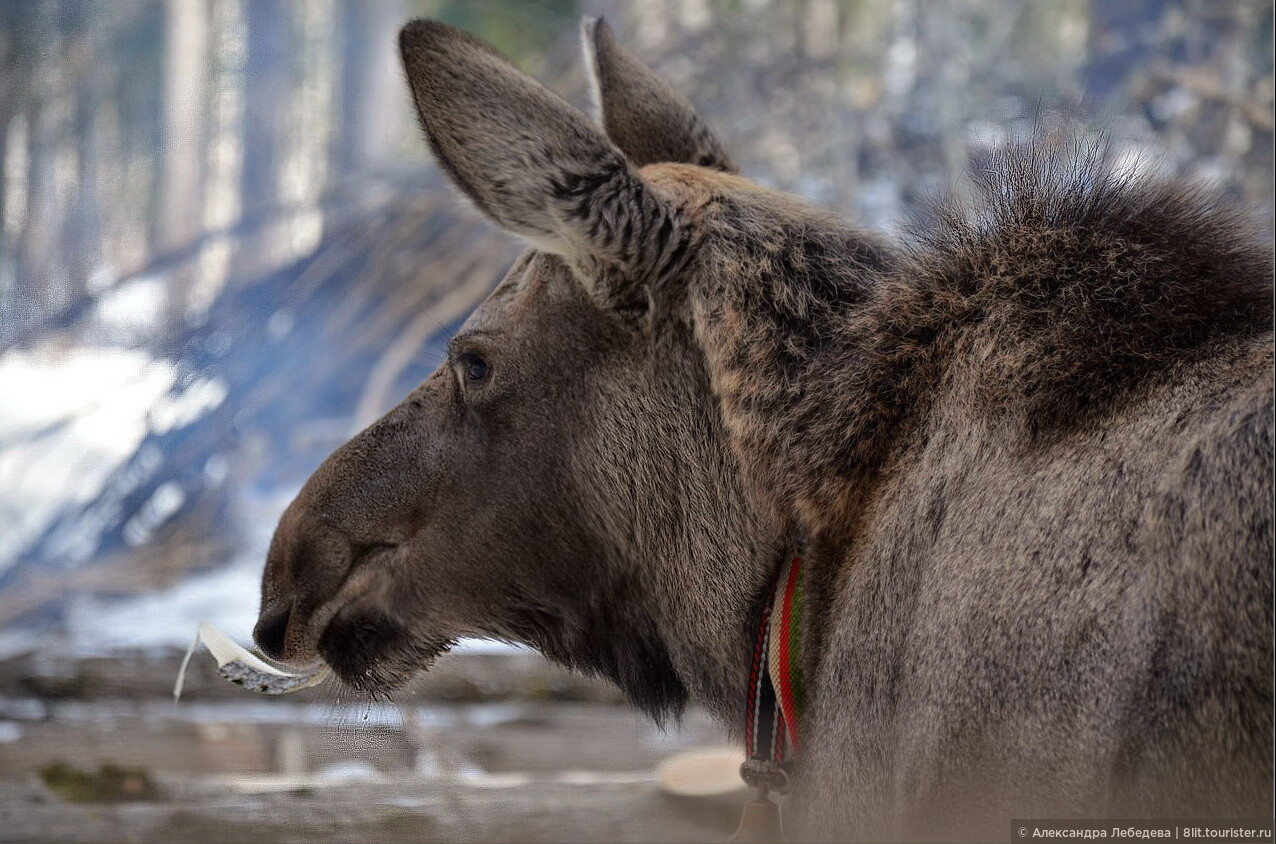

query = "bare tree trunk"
[
  {"left": 0, "top": 7, "right": 13, "bottom": 275},
  {"left": 232, "top": 0, "right": 292, "bottom": 281},
  {"left": 332, "top": 0, "right": 403, "bottom": 180},
  {"left": 1084, "top": 0, "right": 1170, "bottom": 100},
  {"left": 0, "top": 111, "right": 11, "bottom": 330},
  {"left": 160, "top": 0, "right": 211, "bottom": 329},
  {"left": 64, "top": 1, "right": 106, "bottom": 309},
  {"left": 13, "top": 0, "right": 62, "bottom": 334}
]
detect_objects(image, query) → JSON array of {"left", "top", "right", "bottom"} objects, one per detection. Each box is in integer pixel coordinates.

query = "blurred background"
[{"left": 0, "top": 1, "right": 1272, "bottom": 841}]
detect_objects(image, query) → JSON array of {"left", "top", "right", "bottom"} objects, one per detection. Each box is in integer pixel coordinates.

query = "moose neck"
[
  {"left": 570, "top": 202, "right": 912, "bottom": 731},
  {"left": 631, "top": 334, "right": 794, "bottom": 729},
  {"left": 643, "top": 517, "right": 789, "bottom": 729},
  {"left": 688, "top": 194, "right": 906, "bottom": 543},
  {"left": 536, "top": 330, "right": 792, "bottom": 729},
  {"left": 659, "top": 195, "right": 915, "bottom": 728},
  {"left": 541, "top": 192, "right": 914, "bottom": 731}
]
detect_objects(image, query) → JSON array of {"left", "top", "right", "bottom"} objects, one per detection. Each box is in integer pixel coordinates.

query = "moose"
[{"left": 253, "top": 17, "right": 1274, "bottom": 842}]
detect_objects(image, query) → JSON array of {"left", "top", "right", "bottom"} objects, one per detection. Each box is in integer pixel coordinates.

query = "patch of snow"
[
  {"left": 0, "top": 629, "right": 44, "bottom": 662},
  {"left": 63, "top": 553, "right": 265, "bottom": 653},
  {"left": 122, "top": 481, "right": 186, "bottom": 546},
  {"left": 90, "top": 274, "right": 166, "bottom": 342},
  {"left": 1110, "top": 145, "right": 1159, "bottom": 182},
  {"left": 31, "top": 486, "right": 294, "bottom": 657},
  {"left": 0, "top": 698, "right": 46, "bottom": 720},
  {"left": 266, "top": 310, "right": 294, "bottom": 339},
  {"left": 454, "top": 770, "right": 533, "bottom": 789},
  {"left": 148, "top": 377, "right": 227, "bottom": 434},
  {"left": 883, "top": 35, "right": 917, "bottom": 99},
  {"left": 966, "top": 119, "right": 1008, "bottom": 151},
  {"left": 0, "top": 344, "right": 176, "bottom": 573},
  {"left": 313, "top": 759, "right": 385, "bottom": 784},
  {"left": 463, "top": 702, "right": 527, "bottom": 729}
]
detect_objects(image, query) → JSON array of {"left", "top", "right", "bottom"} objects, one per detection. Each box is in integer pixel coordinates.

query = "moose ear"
[
  {"left": 399, "top": 19, "right": 680, "bottom": 281},
  {"left": 582, "top": 17, "right": 735, "bottom": 173}
]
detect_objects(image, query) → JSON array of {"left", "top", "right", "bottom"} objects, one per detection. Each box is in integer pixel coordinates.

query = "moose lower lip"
[{"left": 316, "top": 617, "right": 454, "bottom": 694}]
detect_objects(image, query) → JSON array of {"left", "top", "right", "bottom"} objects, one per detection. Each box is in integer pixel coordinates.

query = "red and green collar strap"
[{"left": 741, "top": 554, "right": 806, "bottom": 795}]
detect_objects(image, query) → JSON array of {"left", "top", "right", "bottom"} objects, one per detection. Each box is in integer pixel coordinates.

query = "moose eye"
[{"left": 457, "top": 352, "right": 489, "bottom": 384}]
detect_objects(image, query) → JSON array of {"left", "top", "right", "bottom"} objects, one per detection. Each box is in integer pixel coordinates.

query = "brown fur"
[{"left": 256, "top": 18, "right": 1274, "bottom": 841}]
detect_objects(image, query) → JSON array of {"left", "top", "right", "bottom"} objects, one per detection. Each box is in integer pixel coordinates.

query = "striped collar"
[{"left": 741, "top": 554, "right": 806, "bottom": 793}]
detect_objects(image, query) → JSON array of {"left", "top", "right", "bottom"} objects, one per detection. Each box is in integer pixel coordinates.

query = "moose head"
[{"left": 253, "top": 19, "right": 816, "bottom": 723}]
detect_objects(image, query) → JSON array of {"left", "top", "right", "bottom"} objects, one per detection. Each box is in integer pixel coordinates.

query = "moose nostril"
[{"left": 253, "top": 604, "right": 292, "bottom": 660}]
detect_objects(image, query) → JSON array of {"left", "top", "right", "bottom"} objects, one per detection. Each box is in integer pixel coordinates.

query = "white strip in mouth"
[{"left": 173, "top": 621, "right": 330, "bottom": 700}]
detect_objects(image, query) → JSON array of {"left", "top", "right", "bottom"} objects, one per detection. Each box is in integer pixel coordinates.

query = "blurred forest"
[{"left": 0, "top": 0, "right": 1272, "bottom": 649}]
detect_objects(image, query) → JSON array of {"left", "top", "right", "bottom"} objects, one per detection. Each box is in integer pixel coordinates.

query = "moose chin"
[{"left": 253, "top": 15, "right": 1274, "bottom": 842}]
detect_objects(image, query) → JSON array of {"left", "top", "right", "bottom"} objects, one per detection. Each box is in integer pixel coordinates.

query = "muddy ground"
[{"left": 0, "top": 648, "right": 744, "bottom": 843}]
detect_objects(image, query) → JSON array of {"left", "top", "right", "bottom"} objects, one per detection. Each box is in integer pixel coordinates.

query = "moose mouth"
[
  {"left": 285, "top": 543, "right": 454, "bottom": 694},
  {"left": 316, "top": 605, "right": 455, "bottom": 694}
]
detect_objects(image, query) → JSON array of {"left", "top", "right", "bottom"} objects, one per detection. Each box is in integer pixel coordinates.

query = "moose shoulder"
[{"left": 253, "top": 17, "right": 1274, "bottom": 841}]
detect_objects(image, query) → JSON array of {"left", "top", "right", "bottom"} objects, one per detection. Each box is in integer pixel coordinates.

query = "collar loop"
[{"left": 741, "top": 554, "right": 805, "bottom": 795}]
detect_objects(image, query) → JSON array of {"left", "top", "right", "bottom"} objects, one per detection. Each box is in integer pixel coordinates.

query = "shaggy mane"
[
  {"left": 696, "top": 135, "right": 1273, "bottom": 537},
  {"left": 899, "top": 138, "right": 1274, "bottom": 433}
]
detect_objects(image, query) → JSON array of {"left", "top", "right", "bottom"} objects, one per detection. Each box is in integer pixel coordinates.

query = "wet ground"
[{"left": 0, "top": 649, "right": 743, "bottom": 843}]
